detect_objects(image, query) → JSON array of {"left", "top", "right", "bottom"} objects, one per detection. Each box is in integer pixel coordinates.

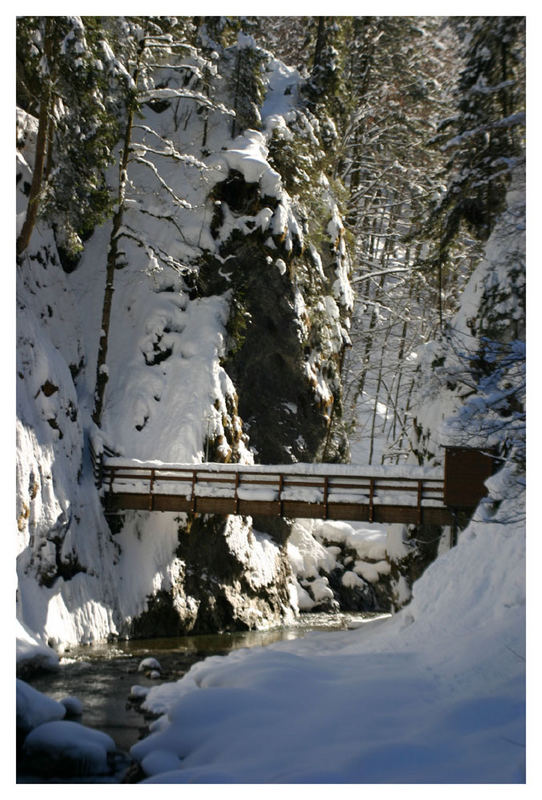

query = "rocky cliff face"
[{"left": 16, "top": 34, "right": 355, "bottom": 646}]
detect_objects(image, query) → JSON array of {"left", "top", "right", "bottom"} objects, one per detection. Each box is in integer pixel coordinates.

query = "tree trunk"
[
  {"left": 355, "top": 201, "right": 398, "bottom": 400},
  {"left": 92, "top": 77, "right": 140, "bottom": 425},
  {"left": 44, "top": 99, "right": 56, "bottom": 182},
  {"left": 230, "top": 51, "right": 241, "bottom": 138},
  {"left": 312, "top": 16, "right": 327, "bottom": 71},
  {"left": 395, "top": 375, "right": 416, "bottom": 464},
  {"left": 368, "top": 324, "right": 391, "bottom": 465},
  {"left": 91, "top": 205, "right": 125, "bottom": 427}
]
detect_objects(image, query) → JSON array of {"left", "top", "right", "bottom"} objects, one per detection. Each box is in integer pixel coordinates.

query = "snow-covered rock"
[
  {"left": 61, "top": 695, "right": 84, "bottom": 717},
  {"left": 16, "top": 619, "right": 59, "bottom": 676},
  {"left": 287, "top": 518, "right": 415, "bottom": 613},
  {"left": 138, "top": 657, "right": 161, "bottom": 673},
  {"left": 16, "top": 679, "right": 65, "bottom": 733},
  {"left": 130, "top": 685, "right": 150, "bottom": 700},
  {"left": 22, "top": 720, "right": 116, "bottom": 778}
]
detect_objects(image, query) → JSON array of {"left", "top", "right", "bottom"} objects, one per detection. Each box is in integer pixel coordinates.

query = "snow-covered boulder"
[
  {"left": 16, "top": 679, "right": 65, "bottom": 733},
  {"left": 130, "top": 685, "right": 150, "bottom": 701},
  {"left": 16, "top": 619, "right": 59, "bottom": 677},
  {"left": 287, "top": 519, "right": 416, "bottom": 612},
  {"left": 22, "top": 720, "right": 116, "bottom": 778},
  {"left": 138, "top": 657, "right": 161, "bottom": 673}
]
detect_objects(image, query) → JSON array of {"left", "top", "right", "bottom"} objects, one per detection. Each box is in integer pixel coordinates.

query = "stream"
[{"left": 20, "top": 611, "right": 387, "bottom": 782}]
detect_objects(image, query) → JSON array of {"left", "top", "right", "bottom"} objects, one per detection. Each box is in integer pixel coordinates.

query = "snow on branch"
[
  {"left": 99, "top": 39, "right": 136, "bottom": 90},
  {"left": 129, "top": 155, "right": 192, "bottom": 208},
  {"left": 440, "top": 333, "right": 525, "bottom": 464},
  {"left": 442, "top": 112, "right": 525, "bottom": 151},
  {"left": 351, "top": 267, "right": 411, "bottom": 284},
  {"left": 131, "top": 125, "right": 210, "bottom": 170},
  {"left": 145, "top": 40, "right": 196, "bottom": 54},
  {"left": 118, "top": 224, "right": 194, "bottom": 277},
  {"left": 137, "top": 87, "right": 235, "bottom": 116},
  {"left": 467, "top": 78, "right": 516, "bottom": 96}
]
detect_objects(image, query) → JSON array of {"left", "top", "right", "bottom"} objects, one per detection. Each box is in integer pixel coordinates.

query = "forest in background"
[{"left": 16, "top": 15, "right": 526, "bottom": 466}]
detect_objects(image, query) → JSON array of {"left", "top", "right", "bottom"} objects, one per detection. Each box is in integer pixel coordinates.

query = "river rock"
[
  {"left": 138, "top": 657, "right": 161, "bottom": 673},
  {"left": 130, "top": 685, "right": 149, "bottom": 700},
  {"left": 22, "top": 719, "right": 116, "bottom": 778}
]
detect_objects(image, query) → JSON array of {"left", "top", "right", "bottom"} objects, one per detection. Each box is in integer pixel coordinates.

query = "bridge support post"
[
  {"left": 108, "top": 467, "right": 115, "bottom": 497},
  {"left": 191, "top": 470, "right": 197, "bottom": 514},
  {"left": 148, "top": 468, "right": 155, "bottom": 512},
  {"left": 234, "top": 472, "right": 240, "bottom": 515},
  {"left": 369, "top": 478, "right": 374, "bottom": 523},
  {"left": 451, "top": 509, "right": 458, "bottom": 548},
  {"left": 89, "top": 438, "right": 104, "bottom": 489}
]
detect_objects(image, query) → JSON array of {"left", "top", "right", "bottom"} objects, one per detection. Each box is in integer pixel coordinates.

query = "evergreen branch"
[{"left": 441, "top": 112, "right": 526, "bottom": 151}]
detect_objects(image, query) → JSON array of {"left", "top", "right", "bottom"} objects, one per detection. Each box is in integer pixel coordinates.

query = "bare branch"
[{"left": 130, "top": 155, "right": 192, "bottom": 208}]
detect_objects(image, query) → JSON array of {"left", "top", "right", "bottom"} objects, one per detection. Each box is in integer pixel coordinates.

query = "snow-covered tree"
[
  {"left": 425, "top": 16, "right": 525, "bottom": 256},
  {"left": 441, "top": 171, "right": 525, "bottom": 468},
  {"left": 16, "top": 17, "right": 119, "bottom": 261},
  {"left": 408, "top": 16, "right": 526, "bottom": 470}
]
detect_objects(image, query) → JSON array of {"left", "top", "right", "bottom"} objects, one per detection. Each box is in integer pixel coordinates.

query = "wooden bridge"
[{"left": 91, "top": 443, "right": 495, "bottom": 527}]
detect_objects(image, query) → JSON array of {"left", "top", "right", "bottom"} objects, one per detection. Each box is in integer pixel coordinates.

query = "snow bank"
[
  {"left": 16, "top": 619, "right": 59, "bottom": 675},
  {"left": 134, "top": 479, "right": 525, "bottom": 783}
]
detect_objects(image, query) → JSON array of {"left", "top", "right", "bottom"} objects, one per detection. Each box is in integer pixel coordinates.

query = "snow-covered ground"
[
  {"left": 15, "top": 472, "right": 527, "bottom": 784},
  {"left": 119, "top": 468, "right": 525, "bottom": 784}
]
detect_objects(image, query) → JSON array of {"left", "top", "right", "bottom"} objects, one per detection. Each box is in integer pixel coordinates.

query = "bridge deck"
[{"left": 95, "top": 458, "right": 456, "bottom": 526}]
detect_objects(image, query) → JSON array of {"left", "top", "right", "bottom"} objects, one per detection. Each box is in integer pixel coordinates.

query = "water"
[{"left": 21, "top": 612, "right": 387, "bottom": 781}]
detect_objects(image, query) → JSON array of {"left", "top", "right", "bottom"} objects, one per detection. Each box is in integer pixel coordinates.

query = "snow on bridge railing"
[
  {"left": 88, "top": 432, "right": 120, "bottom": 489},
  {"left": 89, "top": 443, "right": 495, "bottom": 526},
  {"left": 96, "top": 457, "right": 448, "bottom": 524}
]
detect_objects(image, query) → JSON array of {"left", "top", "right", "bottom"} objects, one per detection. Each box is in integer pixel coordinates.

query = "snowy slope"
[{"left": 132, "top": 476, "right": 525, "bottom": 783}]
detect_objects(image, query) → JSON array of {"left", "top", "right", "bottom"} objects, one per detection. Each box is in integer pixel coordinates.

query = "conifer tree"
[
  {"left": 16, "top": 17, "right": 56, "bottom": 257},
  {"left": 426, "top": 16, "right": 525, "bottom": 255},
  {"left": 16, "top": 17, "right": 119, "bottom": 260}
]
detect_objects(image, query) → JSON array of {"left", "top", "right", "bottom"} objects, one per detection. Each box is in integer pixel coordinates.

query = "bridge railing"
[
  {"left": 99, "top": 460, "right": 446, "bottom": 524},
  {"left": 89, "top": 435, "right": 119, "bottom": 488}
]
